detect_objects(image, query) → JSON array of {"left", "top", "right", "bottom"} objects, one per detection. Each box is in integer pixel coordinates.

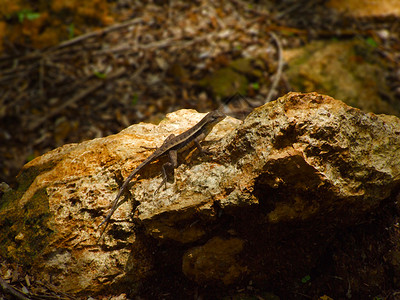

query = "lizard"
[{"left": 98, "top": 109, "right": 226, "bottom": 240}]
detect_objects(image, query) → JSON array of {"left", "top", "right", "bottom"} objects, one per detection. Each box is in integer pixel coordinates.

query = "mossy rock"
[
  {"left": 0, "top": 166, "right": 54, "bottom": 266},
  {"left": 230, "top": 57, "right": 266, "bottom": 78},
  {"left": 199, "top": 67, "right": 248, "bottom": 99},
  {"left": 285, "top": 39, "right": 399, "bottom": 116}
]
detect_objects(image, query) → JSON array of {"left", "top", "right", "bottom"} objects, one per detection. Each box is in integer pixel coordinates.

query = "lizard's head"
[{"left": 208, "top": 110, "right": 226, "bottom": 125}]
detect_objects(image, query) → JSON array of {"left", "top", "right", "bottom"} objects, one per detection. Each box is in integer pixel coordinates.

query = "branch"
[{"left": 265, "top": 32, "right": 284, "bottom": 103}]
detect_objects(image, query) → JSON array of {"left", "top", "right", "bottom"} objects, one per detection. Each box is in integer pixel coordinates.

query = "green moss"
[
  {"left": 0, "top": 167, "right": 41, "bottom": 213},
  {"left": 0, "top": 155, "right": 58, "bottom": 266},
  {"left": 16, "top": 166, "right": 40, "bottom": 192},
  {"left": 230, "top": 58, "right": 266, "bottom": 79},
  {"left": 0, "top": 186, "right": 53, "bottom": 266},
  {"left": 1, "top": 160, "right": 54, "bottom": 209},
  {"left": 286, "top": 39, "right": 399, "bottom": 115},
  {"left": 0, "top": 187, "right": 18, "bottom": 211},
  {"left": 199, "top": 67, "right": 248, "bottom": 99},
  {"left": 230, "top": 58, "right": 253, "bottom": 74}
]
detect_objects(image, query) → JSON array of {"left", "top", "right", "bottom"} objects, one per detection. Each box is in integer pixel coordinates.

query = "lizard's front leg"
[
  {"left": 154, "top": 149, "right": 177, "bottom": 194},
  {"left": 193, "top": 132, "right": 212, "bottom": 155}
]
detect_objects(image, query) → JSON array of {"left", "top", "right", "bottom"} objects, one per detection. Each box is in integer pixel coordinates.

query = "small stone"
[
  {"left": 376, "top": 29, "right": 390, "bottom": 40},
  {"left": 14, "top": 232, "right": 24, "bottom": 241}
]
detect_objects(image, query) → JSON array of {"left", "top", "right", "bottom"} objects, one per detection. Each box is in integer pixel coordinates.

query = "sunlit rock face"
[{"left": 1, "top": 92, "right": 399, "bottom": 298}]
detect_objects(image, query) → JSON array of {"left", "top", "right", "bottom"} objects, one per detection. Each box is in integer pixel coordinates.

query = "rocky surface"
[{"left": 1, "top": 92, "right": 400, "bottom": 298}]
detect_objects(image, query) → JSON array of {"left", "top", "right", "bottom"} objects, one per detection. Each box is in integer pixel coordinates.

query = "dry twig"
[
  {"left": 265, "top": 32, "right": 284, "bottom": 103},
  {"left": 47, "top": 18, "right": 144, "bottom": 52},
  {"left": 28, "top": 67, "right": 126, "bottom": 131},
  {"left": 0, "top": 276, "right": 30, "bottom": 300}
]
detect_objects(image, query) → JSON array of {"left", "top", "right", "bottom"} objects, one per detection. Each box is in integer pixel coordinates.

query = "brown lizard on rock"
[{"left": 98, "top": 109, "right": 226, "bottom": 240}]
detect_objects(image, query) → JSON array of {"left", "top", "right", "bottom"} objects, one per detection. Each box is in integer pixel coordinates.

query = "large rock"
[
  {"left": 285, "top": 40, "right": 399, "bottom": 116},
  {"left": 1, "top": 92, "right": 400, "bottom": 298}
]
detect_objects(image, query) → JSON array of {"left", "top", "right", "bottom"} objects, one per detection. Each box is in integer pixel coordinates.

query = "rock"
[
  {"left": 285, "top": 40, "right": 400, "bottom": 116},
  {"left": 327, "top": 0, "right": 400, "bottom": 17},
  {"left": 182, "top": 236, "right": 246, "bottom": 285},
  {"left": 0, "top": 108, "right": 240, "bottom": 295},
  {"left": 1, "top": 92, "right": 400, "bottom": 298}
]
